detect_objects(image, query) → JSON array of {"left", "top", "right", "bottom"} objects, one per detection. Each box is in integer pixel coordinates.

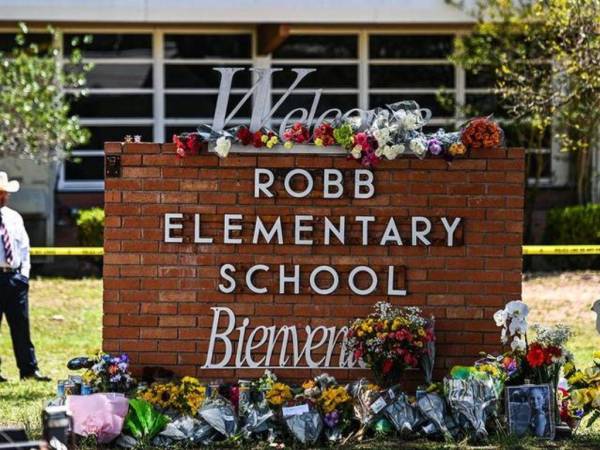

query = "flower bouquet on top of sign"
[{"left": 347, "top": 301, "right": 435, "bottom": 388}]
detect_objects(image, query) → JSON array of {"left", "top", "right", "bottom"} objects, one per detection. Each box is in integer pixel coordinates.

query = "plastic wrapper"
[
  {"left": 420, "top": 318, "right": 436, "bottom": 385},
  {"left": 386, "top": 100, "right": 432, "bottom": 132},
  {"left": 198, "top": 395, "right": 238, "bottom": 438},
  {"left": 383, "top": 388, "right": 418, "bottom": 435},
  {"left": 122, "top": 399, "right": 169, "bottom": 443},
  {"left": 151, "top": 416, "right": 217, "bottom": 447},
  {"left": 66, "top": 393, "right": 129, "bottom": 444},
  {"left": 444, "top": 376, "right": 498, "bottom": 440},
  {"left": 242, "top": 403, "right": 275, "bottom": 436},
  {"left": 348, "top": 379, "right": 382, "bottom": 426},
  {"left": 284, "top": 407, "right": 323, "bottom": 445},
  {"left": 416, "top": 391, "right": 453, "bottom": 441}
]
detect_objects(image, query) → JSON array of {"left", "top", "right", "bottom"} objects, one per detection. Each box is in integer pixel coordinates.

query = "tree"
[
  {"left": 0, "top": 23, "right": 90, "bottom": 162},
  {"left": 449, "top": 0, "right": 600, "bottom": 204}
]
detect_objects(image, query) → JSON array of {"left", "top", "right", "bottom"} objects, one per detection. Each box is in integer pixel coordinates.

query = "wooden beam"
[{"left": 257, "top": 24, "right": 290, "bottom": 56}]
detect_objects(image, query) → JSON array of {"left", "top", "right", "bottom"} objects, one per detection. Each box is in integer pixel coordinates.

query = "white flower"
[
  {"left": 351, "top": 145, "right": 362, "bottom": 159},
  {"left": 505, "top": 300, "right": 529, "bottom": 320},
  {"left": 508, "top": 317, "right": 527, "bottom": 336},
  {"left": 214, "top": 136, "right": 231, "bottom": 158},
  {"left": 409, "top": 138, "right": 427, "bottom": 156},
  {"left": 375, "top": 147, "right": 384, "bottom": 158},
  {"left": 396, "top": 110, "right": 420, "bottom": 131},
  {"left": 493, "top": 309, "right": 508, "bottom": 327},
  {"left": 381, "top": 144, "right": 405, "bottom": 160},
  {"left": 511, "top": 335, "right": 526, "bottom": 352},
  {"left": 373, "top": 128, "right": 390, "bottom": 147}
]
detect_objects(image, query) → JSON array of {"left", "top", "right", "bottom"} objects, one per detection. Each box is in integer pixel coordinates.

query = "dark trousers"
[{"left": 0, "top": 273, "right": 38, "bottom": 377}]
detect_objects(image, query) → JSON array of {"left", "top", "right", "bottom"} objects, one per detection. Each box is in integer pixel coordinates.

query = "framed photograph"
[{"left": 505, "top": 384, "right": 555, "bottom": 439}]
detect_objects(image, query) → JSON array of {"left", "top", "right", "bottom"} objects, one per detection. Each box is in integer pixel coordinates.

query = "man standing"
[{"left": 0, "top": 171, "right": 50, "bottom": 382}]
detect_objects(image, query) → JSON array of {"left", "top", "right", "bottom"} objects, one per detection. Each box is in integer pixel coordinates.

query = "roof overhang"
[{"left": 0, "top": 0, "right": 475, "bottom": 25}]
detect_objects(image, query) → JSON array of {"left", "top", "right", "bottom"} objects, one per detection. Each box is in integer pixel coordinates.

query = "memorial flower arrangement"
[
  {"left": 171, "top": 100, "right": 504, "bottom": 166},
  {"left": 139, "top": 376, "right": 207, "bottom": 416},
  {"left": 564, "top": 352, "right": 600, "bottom": 427},
  {"left": 173, "top": 132, "right": 203, "bottom": 158},
  {"left": 81, "top": 352, "right": 135, "bottom": 393},
  {"left": 347, "top": 301, "right": 435, "bottom": 386},
  {"left": 494, "top": 301, "right": 573, "bottom": 386},
  {"left": 266, "top": 382, "right": 294, "bottom": 408}
]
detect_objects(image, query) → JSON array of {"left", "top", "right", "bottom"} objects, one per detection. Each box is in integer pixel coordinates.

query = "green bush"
[
  {"left": 76, "top": 207, "right": 104, "bottom": 247},
  {"left": 544, "top": 204, "right": 600, "bottom": 269}
]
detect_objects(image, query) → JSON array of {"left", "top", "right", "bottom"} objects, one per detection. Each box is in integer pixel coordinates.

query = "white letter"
[
  {"left": 324, "top": 169, "right": 343, "bottom": 199},
  {"left": 354, "top": 169, "right": 374, "bottom": 199},
  {"left": 441, "top": 217, "right": 462, "bottom": 247},
  {"left": 295, "top": 215, "right": 314, "bottom": 245},
  {"left": 387, "top": 266, "right": 407, "bottom": 296},
  {"left": 253, "top": 216, "right": 283, "bottom": 244},
  {"left": 380, "top": 217, "right": 403, "bottom": 246},
  {"left": 309, "top": 265, "right": 339, "bottom": 295},
  {"left": 355, "top": 216, "right": 375, "bottom": 245},
  {"left": 164, "top": 213, "right": 183, "bottom": 243},
  {"left": 224, "top": 214, "right": 243, "bottom": 244},
  {"left": 203, "top": 307, "right": 235, "bottom": 368},
  {"left": 246, "top": 264, "right": 269, "bottom": 294},
  {"left": 411, "top": 216, "right": 432, "bottom": 246},
  {"left": 324, "top": 217, "right": 345, "bottom": 245},
  {"left": 245, "top": 326, "right": 269, "bottom": 367},
  {"left": 194, "top": 214, "right": 213, "bottom": 244},
  {"left": 305, "top": 326, "right": 329, "bottom": 367},
  {"left": 348, "top": 266, "right": 378, "bottom": 295},
  {"left": 218, "top": 264, "right": 236, "bottom": 293},
  {"left": 284, "top": 169, "right": 313, "bottom": 198},
  {"left": 235, "top": 317, "right": 250, "bottom": 367},
  {"left": 279, "top": 265, "right": 300, "bottom": 294},
  {"left": 254, "top": 168, "right": 275, "bottom": 198}
]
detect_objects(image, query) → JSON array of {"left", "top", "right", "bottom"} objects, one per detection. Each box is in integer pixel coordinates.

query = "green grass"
[
  {"left": 0, "top": 277, "right": 102, "bottom": 435},
  {"left": 2, "top": 274, "right": 600, "bottom": 449}
]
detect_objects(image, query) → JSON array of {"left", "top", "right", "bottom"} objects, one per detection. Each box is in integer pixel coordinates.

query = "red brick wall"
[{"left": 103, "top": 142, "right": 524, "bottom": 383}]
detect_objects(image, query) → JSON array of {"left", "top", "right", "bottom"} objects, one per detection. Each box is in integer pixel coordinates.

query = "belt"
[{"left": 0, "top": 267, "right": 19, "bottom": 273}]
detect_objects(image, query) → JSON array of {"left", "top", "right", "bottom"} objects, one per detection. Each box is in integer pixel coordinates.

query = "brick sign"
[{"left": 103, "top": 142, "right": 524, "bottom": 382}]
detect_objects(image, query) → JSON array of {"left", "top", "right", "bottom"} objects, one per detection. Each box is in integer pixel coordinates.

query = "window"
[
  {"left": 59, "top": 33, "right": 154, "bottom": 191},
  {"left": 270, "top": 34, "right": 359, "bottom": 128},
  {"left": 368, "top": 34, "right": 456, "bottom": 125},
  {"left": 163, "top": 32, "right": 253, "bottom": 138}
]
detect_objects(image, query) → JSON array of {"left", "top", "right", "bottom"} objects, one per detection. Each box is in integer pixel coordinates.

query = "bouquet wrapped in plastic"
[{"left": 198, "top": 395, "right": 238, "bottom": 438}]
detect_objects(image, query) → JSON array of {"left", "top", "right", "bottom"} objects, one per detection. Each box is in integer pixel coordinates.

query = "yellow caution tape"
[
  {"left": 31, "top": 247, "right": 104, "bottom": 256},
  {"left": 28, "top": 245, "right": 600, "bottom": 256},
  {"left": 523, "top": 245, "right": 600, "bottom": 255}
]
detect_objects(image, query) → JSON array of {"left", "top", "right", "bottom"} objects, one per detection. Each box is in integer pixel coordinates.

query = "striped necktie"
[{"left": 0, "top": 211, "right": 14, "bottom": 265}]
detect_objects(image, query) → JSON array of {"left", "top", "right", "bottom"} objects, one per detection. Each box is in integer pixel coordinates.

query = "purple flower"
[
  {"left": 324, "top": 410, "right": 340, "bottom": 428},
  {"left": 120, "top": 354, "right": 129, "bottom": 363},
  {"left": 427, "top": 138, "right": 443, "bottom": 156}
]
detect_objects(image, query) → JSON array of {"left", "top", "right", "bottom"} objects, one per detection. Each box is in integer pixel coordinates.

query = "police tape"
[
  {"left": 30, "top": 245, "right": 600, "bottom": 256},
  {"left": 31, "top": 247, "right": 104, "bottom": 256},
  {"left": 522, "top": 245, "right": 600, "bottom": 255}
]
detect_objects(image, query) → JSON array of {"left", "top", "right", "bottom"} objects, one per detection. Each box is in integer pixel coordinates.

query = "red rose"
[
  {"left": 382, "top": 359, "right": 394, "bottom": 374},
  {"left": 236, "top": 127, "right": 252, "bottom": 145},
  {"left": 526, "top": 343, "right": 546, "bottom": 368},
  {"left": 252, "top": 131, "right": 265, "bottom": 148}
]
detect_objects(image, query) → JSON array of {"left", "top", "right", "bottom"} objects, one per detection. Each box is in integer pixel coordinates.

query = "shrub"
[
  {"left": 544, "top": 204, "right": 600, "bottom": 269},
  {"left": 76, "top": 207, "right": 104, "bottom": 247}
]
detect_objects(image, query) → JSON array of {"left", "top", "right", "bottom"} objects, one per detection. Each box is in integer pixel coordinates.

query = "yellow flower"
[
  {"left": 593, "top": 351, "right": 600, "bottom": 360},
  {"left": 261, "top": 134, "right": 269, "bottom": 143},
  {"left": 266, "top": 382, "right": 293, "bottom": 406},
  {"left": 314, "top": 138, "right": 323, "bottom": 147},
  {"left": 563, "top": 361, "right": 575, "bottom": 376},
  {"left": 284, "top": 140, "right": 294, "bottom": 149},
  {"left": 568, "top": 370, "right": 585, "bottom": 385},
  {"left": 302, "top": 380, "right": 316, "bottom": 390},
  {"left": 319, "top": 387, "right": 351, "bottom": 413}
]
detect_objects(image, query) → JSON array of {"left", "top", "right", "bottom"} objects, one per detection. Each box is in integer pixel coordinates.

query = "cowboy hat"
[{"left": 0, "top": 172, "right": 20, "bottom": 193}]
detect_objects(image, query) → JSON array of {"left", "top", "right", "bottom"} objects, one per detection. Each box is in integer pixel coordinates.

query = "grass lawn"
[{"left": 1, "top": 273, "right": 600, "bottom": 448}]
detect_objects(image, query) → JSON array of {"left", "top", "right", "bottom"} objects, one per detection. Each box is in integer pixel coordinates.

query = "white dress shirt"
[{"left": 0, "top": 206, "right": 31, "bottom": 278}]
